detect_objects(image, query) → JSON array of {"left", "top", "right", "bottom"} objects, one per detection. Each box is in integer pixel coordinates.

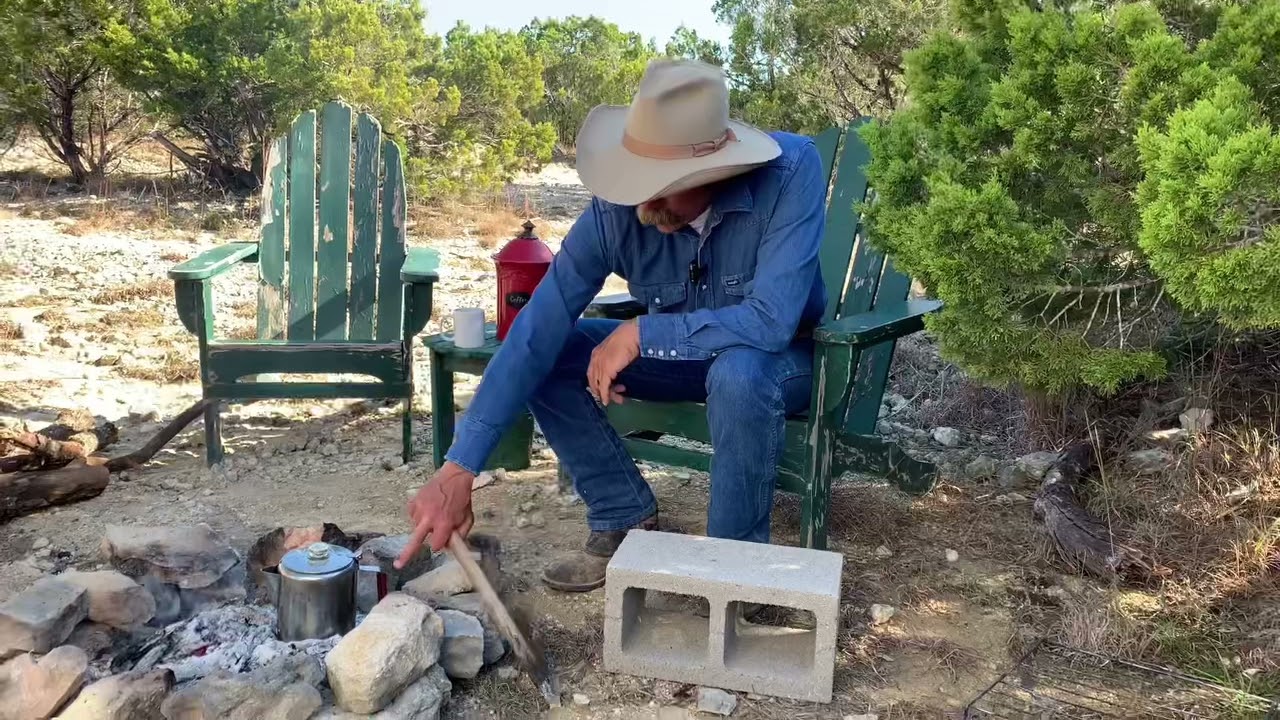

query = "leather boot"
[{"left": 542, "top": 515, "right": 658, "bottom": 592}]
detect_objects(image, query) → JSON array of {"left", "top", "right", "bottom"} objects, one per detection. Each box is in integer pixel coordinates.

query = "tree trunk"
[{"left": 0, "top": 462, "right": 110, "bottom": 521}]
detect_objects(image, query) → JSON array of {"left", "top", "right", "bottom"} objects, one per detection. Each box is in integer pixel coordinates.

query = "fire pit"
[{"left": 0, "top": 522, "right": 517, "bottom": 719}]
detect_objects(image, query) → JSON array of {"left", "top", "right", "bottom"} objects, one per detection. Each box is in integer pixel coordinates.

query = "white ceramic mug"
[{"left": 452, "top": 307, "right": 486, "bottom": 349}]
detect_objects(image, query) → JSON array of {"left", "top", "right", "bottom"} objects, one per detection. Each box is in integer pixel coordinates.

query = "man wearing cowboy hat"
[{"left": 397, "top": 59, "right": 827, "bottom": 592}]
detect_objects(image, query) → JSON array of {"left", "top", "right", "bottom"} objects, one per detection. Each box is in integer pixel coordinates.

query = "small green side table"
[{"left": 423, "top": 324, "right": 535, "bottom": 472}]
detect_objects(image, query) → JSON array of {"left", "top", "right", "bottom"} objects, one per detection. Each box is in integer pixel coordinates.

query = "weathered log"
[
  {"left": 0, "top": 409, "right": 119, "bottom": 471},
  {"left": 106, "top": 399, "right": 210, "bottom": 472},
  {"left": 0, "top": 461, "right": 110, "bottom": 521},
  {"left": 1033, "top": 442, "right": 1161, "bottom": 582}
]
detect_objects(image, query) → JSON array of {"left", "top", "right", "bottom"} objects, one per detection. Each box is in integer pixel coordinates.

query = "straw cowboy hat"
[{"left": 575, "top": 59, "right": 781, "bottom": 206}]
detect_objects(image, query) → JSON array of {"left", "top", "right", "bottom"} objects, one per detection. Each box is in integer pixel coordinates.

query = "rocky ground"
[{"left": 2, "top": 143, "right": 1276, "bottom": 719}]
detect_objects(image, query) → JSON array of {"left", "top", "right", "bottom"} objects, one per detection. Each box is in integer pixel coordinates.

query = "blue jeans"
[{"left": 528, "top": 318, "right": 813, "bottom": 543}]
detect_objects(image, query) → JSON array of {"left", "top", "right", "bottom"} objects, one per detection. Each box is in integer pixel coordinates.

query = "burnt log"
[
  {"left": 0, "top": 461, "right": 110, "bottom": 520},
  {"left": 1033, "top": 442, "right": 1161, "bottom": 582}
]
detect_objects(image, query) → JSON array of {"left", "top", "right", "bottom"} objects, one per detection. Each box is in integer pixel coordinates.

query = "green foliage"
[
  {"left": 405, "top": 24, "right": 555, "bottom": 202},
  {"left": 101, "top": 0, "right": 434, "bottom": 186},
  {"left": 520, "top": 17, "right": 656, "bottom": 147},
  {"left": 1137, "top": 77, "right": 1280, "bottom": 329},
  {"left": 710, "top": 0, "right": 946, "bottom": 132},
  {"left": 864, "top": 0, "right": 1280, "bottom": 394},
  {"left": 0, "top": 0, "right": 146, "bottom": 182},
  {"left": 664, "top": 26, "right": 727, "bottom": 67}
]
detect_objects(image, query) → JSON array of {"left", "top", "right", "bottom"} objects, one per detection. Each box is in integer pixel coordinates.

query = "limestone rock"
[
  {"left": 0, "top": 577, "right": 88, "bottom": 655},
  {"left": 873, "top": 545, "right": 893, "bottom": 559},
  {"left": 1127, "top": 448, "right": 1174, "bottom": 476},
  {"left": 945, "top": 549, "right": 960, "bottom": 563},
  {"left": 324, "top": 593, "right": 444, "bottom": 714},
  {"left": 999, "top": 451, "right": 1062, "bottom": 489},
  {"left": 315, "top": 665, "right": 451, "bottom": 720},
  {"left": 102, "top": 525, "right": 239, "bottom": 589},
  {"left": 695, "top": 687, "right": 737, "bottom": 716},
  {"left": 404, "top": 559, "right": 471, "bottom": 598},
  {"left": 0, "top": 645, "right": 89, "bottom": 720},
  {"left": 931, "top": 427, "right": 962, "bottom": 448},
  {"left": 158, "top": 655, "right": 322, "bottom": 720},
  {"left": 1014, "top": 451, "right": 1061, "bottom": 482},
  {"left": 965, "top": 455, "right": 998, "bottom": 480},
  {"left": 64, "top": 622, "right": 120, "bottom": 658},
  {"left": 410, "top": 590, "right": 506, "bottom": 663},
  {"left": 868, "top": 604, "right": 896, "bottom": 626},
  {"left": 60, "top": 570, "right": 156, "bottom": 628},
  {"left": 55, "top": 668, "right": 174, "bottom": 720},
  {"left": 178, "top": 563, "right": 247, "bottom": 617},
  {"left": 437, "top": 609, "right": 484, "bottom": 679},
  {"left": 1180, "top": 407, "right": 1214, "bottom": 434}
]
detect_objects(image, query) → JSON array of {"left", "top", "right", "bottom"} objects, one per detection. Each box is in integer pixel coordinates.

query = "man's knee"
[{"left": 704, "top": 348, "right": 781, "bottom": 402}]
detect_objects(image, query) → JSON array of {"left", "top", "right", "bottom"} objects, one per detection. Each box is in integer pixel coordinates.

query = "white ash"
[{"left": 123, "top": 604, "right": 349, "bottom": 684}]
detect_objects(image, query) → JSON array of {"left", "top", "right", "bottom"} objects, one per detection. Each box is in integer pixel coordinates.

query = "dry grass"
[
  {"left": 0, "top": 320, "right": 23, "bottom": 340},
  {"left": 92, "top": 278, "right": 171, "bottom": 305},
  {"left": 159, "top": 251, "right": 188, "bottom": 264},
  {"left": 118, "top": 350, "right": 199, "bottom": 383},
  {"left": 414, "top": 198, "right": 531, "bottom": 248}
]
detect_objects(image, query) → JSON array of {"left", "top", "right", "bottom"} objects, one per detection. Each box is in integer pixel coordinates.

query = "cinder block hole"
[
  {"left": 619, "top": 588, "right": 710, "bottom": 661},
  {"left": 724, "top": 603, "right": 817, "bottom": 678}
]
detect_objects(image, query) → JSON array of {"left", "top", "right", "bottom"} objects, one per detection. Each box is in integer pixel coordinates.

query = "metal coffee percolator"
[{"left": 262, "top": 542, "right": 387, "bottom": 641}]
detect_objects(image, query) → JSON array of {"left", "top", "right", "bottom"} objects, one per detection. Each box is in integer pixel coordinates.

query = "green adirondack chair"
[
  {"left": 168, "top": 101, "right": 440, "bottom": 466},
  {"left": 584, "top": 118, "right": 943, "bottom": 549}
]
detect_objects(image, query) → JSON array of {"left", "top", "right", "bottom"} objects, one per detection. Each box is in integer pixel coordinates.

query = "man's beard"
[{"left": 636, "top": 204, "right": 685, "bottom": 229}]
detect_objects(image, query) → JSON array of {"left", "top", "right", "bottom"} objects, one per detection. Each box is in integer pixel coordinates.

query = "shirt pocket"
[
  {"left": 627, "top": 281, "right": 687, "bottom": 313},
  {"left": 721, "top": 272, "right": 755, "bottom": 298}
]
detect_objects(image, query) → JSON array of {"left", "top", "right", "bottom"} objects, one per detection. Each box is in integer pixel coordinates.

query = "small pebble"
[
  {"left": 945, "top": 549, "right": 960, "bottom": 563},
  {"left": 873, "top": 545, "right": 893, "bottom": 559},
  {"left": 495, "top": 666, "right": 519, "bottom": 680},
  {"left": 31, "top": 537, "right": 49, "bottom": 550},
  {"left": 529, "top": 512, "right": 546, "bottom": 528},
  {"left": 573, "top": 693, "right": 590, "bottom": 706},
  {"left": 515, "top": 516, "right": 530, "bottom": 529},
  {"left": 869, "top": 604, "right": 896, "bottom": 625}
]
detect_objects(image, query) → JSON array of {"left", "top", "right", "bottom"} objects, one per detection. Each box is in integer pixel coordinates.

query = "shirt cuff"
[
  {"left": 637, "top": 314, "right": 711, "bottom": 361},
  {"left": 443, "top": 414, "right": 502, "bottom": 475}
]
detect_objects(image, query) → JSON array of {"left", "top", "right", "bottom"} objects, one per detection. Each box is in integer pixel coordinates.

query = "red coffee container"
[{"left": 493, "top": 220, "right": 553, "bottom": 341}]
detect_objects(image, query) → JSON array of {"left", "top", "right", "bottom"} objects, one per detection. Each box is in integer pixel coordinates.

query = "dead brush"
[
  {"left": 118, "top": 350, "right": 199, "bottom": 383},
  {"left": 0, "top": 320, "right": 23, "bottom": 340},
  {"left": 92, "top": 278, "right": 171, "bottom": 305}
]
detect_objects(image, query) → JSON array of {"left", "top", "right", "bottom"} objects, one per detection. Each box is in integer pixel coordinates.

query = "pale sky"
[{"left": 423, "top": 0, "right": 732, "bottom": 47}]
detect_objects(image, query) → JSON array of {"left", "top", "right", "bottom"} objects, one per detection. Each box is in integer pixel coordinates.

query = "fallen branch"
[
  {"left": 1033, "top": 442, "right": 1163, "bottom": 582},
  {"left": 0, "top": 461, "right": 110, "bottom": 521},
  {"left": 106, "top": 399, "right": 210, "bottom": 472}
]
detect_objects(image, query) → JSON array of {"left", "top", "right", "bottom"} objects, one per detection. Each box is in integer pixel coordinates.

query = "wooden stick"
[
  {"left": 106, "top": 399, "right": 210, "bottom": 472},
  {"left": 448, "top": 532, "right": 558, "bottom": 705},
  {"left": 0, "top": 461, "right": 110, "bottom": 521}
]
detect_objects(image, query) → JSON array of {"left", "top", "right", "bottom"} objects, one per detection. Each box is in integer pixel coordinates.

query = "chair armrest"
[
  {"left": 400, "top": 247, "right": 440, "bottom": 283},
  {"left": 814, "top": 299, "right": 943, "bottom": 346},
  {"left": 584, "top": 292, "right": 647, "bottom": 320},
  {"left": 168, "top": 242, "right": 258, "bottom": 281}
]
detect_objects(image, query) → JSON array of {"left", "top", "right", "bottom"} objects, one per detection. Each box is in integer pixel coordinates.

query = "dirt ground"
[{"left": 1, "top": 142, "right": 1275, "bottom": 719}]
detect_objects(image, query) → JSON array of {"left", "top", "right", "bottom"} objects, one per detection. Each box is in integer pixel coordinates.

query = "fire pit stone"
[
  {"left": 59, "top": 570, "right": 156, "bottom": 629},
  {"left": 0, "top": 576, "right": 88, "bottom": 655},
  {"left": 53, "top": 668, "right": 175, "bottom": 720},
  {"left": 324, "top": 593, "right": 444, "bottom": 714},
  {"left": 100, "top": 524, "right": 239, "bottom": 590}
]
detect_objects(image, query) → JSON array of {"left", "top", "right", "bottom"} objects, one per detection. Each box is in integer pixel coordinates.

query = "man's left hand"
[{"left": 588, "top": 319, "right": 640, "bottom": 406}]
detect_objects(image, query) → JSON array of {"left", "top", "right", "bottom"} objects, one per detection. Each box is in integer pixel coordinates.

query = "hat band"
[{"left": 622, "top": 128, "right": 738, "bottom": 159}]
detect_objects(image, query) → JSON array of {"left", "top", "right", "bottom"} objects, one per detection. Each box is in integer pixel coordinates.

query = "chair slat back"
[
  {"left": 816, "top": 119, "right": 874, "bottom": 324},
  {"left": 254, "top": 101, "right": 409, "bottom": 343}
]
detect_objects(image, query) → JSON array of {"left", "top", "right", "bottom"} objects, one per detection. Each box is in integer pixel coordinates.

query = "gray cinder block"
[{"left": 603, "top": 530, "right": 843, "bottom": 703}]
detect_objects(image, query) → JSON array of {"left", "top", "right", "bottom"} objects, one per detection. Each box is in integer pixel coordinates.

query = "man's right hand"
[{"left": 394, "top": 461, "right": 475, "bottom": 568}]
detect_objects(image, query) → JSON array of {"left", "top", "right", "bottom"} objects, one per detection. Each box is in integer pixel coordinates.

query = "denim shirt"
[{"left": 445, "top": 131, "right": 827, "bottom": 474}]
